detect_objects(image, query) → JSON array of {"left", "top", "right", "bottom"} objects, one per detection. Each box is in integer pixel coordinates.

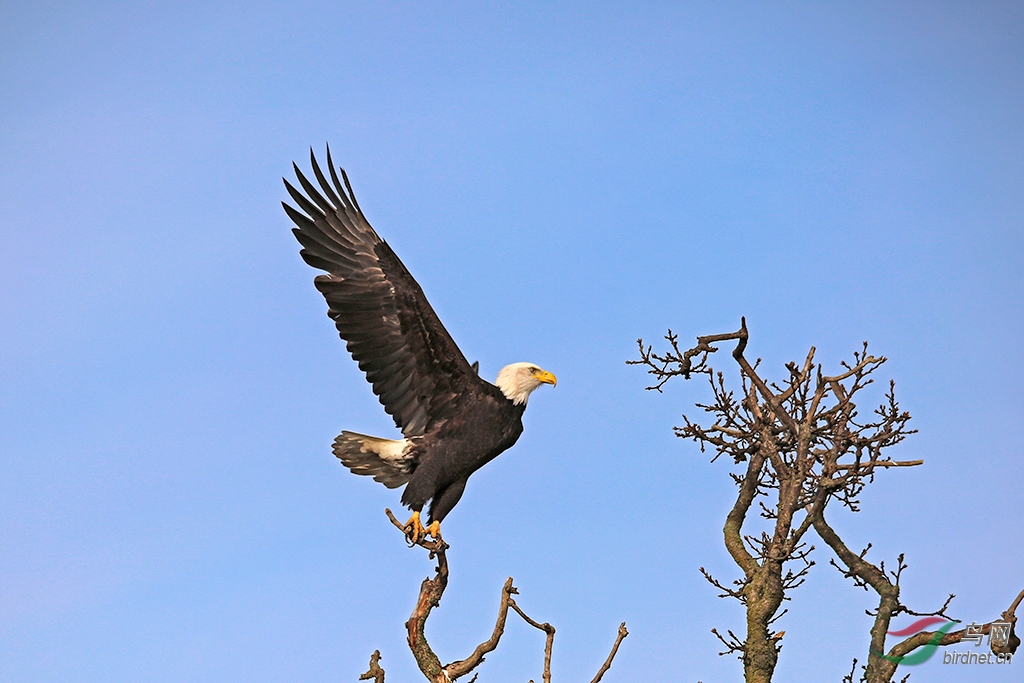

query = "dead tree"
[
  {"left": 630, "top": 318, "right": 1016, "bottom": 682},
  {"left": 356, "top": 509, "right": 629, "bottom": 683}
]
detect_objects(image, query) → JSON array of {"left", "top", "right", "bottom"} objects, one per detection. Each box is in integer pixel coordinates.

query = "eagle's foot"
[
  {"left": 404, "top": 511, "right": 427, "bottom": 546},
  {"left": 402, "top": 512, "right": 443, "bottom": 546}
]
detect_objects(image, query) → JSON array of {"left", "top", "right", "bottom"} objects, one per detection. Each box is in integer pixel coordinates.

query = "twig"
[
  {"left": 444, "top": 578, "right": 518, "bottom": 679},
  {"left": 508, "top": 600, "right": 556, "bottom": 683},
  {"left": 359, "top": 650, "right": 385, "bottom": 683},
  {"left": 833, "top": 460, "right": 922, "bottom": 471},
  {"left": 841, "top": 657, "right": 859, "bottom": 683},
  {"left": 1003, "top": 587, "right": 1024, "bottom": 621},
  {"left": 589, "top": 623, "right": 629, "bottom": 683}
]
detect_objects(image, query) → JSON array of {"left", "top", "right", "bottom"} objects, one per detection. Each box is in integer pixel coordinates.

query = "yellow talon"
[
  {"left": 425, "top": 520, "right": 442, "bottom": 541},
  {"left": 403, "top": 511, "right": 426, "bottom": 545}
]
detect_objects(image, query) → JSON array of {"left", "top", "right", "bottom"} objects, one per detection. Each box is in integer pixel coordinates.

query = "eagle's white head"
[{"left": 494, "top": 362, "right": 557, "bottom": 405}]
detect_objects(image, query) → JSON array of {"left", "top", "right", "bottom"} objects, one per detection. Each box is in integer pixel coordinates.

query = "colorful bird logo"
[{"left": 873, "top": 617, "right": 957, "bottom": 665}]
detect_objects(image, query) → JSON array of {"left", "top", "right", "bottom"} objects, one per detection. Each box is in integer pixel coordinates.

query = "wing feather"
[
  {"left": 308, "top": 150, "right": 346, "bottom": 211},
  {"left": 285, "top": 147, "right": 481, "bottom": 437},
  {"left": 283, "top": 179, "right": 326, "bottom": 221},
  {"left": 292, "top": 164, "right": 337, "bottom": 216}
]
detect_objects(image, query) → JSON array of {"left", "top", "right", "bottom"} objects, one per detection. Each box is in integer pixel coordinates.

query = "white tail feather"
[{"left": 332, "top": 431, "right": 415, "bottom": 489}]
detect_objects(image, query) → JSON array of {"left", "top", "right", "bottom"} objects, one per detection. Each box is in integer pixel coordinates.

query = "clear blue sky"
[{"left": 1, "top": 2, "right": 1022, "bottom": 682}]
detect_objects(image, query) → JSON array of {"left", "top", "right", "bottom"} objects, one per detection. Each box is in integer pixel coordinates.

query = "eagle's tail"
[{"left": 332, "top": 431, "right": 415, "bottom": 489}]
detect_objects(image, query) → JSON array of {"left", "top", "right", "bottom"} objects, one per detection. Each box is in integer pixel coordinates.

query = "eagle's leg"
[
  {"left": 403, "top": 511, "right": 427, "bottom": 545},
  {"left": 425, "top": 520, "right": 442, "bottom": 541}
]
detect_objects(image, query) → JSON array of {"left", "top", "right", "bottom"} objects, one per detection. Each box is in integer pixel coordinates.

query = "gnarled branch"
[
  {"left": 380, "top": 508, "right": 627, "bottom": 682},
  {"left": 359, "top": 650, "right": 385, "bottom": 683}
]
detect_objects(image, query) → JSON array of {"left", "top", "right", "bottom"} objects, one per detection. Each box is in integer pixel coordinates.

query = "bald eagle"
[{"left": 283, "top": 148, "right": 556, "bottom": 543}]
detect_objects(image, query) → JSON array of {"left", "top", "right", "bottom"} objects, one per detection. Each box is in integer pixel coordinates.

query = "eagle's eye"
[{"left": 529, "top": 366, "right": 540, "bottom": 374}]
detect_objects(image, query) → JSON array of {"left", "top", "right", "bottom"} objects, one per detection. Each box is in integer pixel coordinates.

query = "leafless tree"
[
  {"left": 355, "top": 508, "right": 629, "bottom": 683},
  {"left": 630, "top": 318, "right": 1018, "bottom": 682}
]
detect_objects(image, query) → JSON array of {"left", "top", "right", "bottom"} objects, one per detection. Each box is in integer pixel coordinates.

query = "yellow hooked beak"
[{"left": 534, "top": 370, "right": 557, "bottom": 387}]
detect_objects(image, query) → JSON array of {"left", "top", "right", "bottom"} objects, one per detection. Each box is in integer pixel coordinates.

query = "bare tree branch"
[
  {"left": 841, "top": 657, "right": 859, "bottom": 683},
  {"left": 359, "top": 650, "right": 385, "bottom": 683},
  {"left": 386, "top": 509, "right": 450, "bottom": 683},
  {"left": 589, "top": 623, "right": 630, "bottom": 683},
  {"left": 508, "top": 600, "right": 556, "bottom": 683},
  {"left": 444, "top": 578, "right": 518, "bottom": 679},
  {"left": 381, "top": 508, "right": 627, "bottom": 682}
]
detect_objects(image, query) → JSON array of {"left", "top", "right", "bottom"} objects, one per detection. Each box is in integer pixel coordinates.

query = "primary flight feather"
[{"left": 283, "top": 147, "right": 556, "bottom": 543}]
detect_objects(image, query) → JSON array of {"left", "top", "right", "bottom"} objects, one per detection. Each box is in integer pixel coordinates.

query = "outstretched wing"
[{"left": 284, "top": 147, "right": 480, "bottom": 437}]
